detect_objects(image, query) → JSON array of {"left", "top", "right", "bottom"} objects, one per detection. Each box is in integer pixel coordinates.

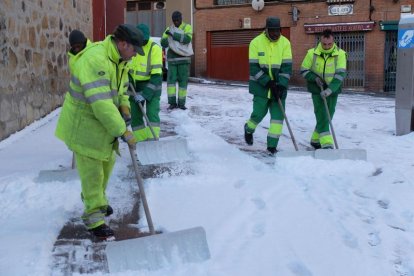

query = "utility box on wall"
[{"left": 395, "top": 14, "right": 414, "bottom": 135}]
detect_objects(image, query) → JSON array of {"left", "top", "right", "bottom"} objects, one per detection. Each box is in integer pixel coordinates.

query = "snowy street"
[{"left": 0, "top": 82, "right": 414, "bottom": 275}]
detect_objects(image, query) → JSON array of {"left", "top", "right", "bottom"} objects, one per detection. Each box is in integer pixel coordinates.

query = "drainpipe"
[{"left": 369, "top": 0, "right": 375, "bottom": 22}]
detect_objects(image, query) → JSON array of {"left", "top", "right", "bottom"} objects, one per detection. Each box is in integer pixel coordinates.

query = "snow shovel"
[
  {"left": 272, "top": 93, "right": 314, "bottom": 158},
  {"left": 35, "top": 153, "right": 78, "bottom": 183},
  {"left": 314, "top": 85, "right": 367, "bottom": 161},
  {"left": 105, "top": 145, "right": 210, "bottom": 272},
  {"left": 128, "top": 84, "right": 191, "bottom": 165}
]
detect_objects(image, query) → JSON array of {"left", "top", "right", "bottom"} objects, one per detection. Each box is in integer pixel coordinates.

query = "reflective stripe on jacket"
[
  {"left": 300, "top": 42, "right": 347, "bottom": 95},
  {"left": 248, "top": 32, "right": 292, "bottom": 98},
  {"left": 55, "top": 35, "right": 129, "bottom": 161},
  {"left": 161, "top": 22, "right": 193, "bottom": 64},
  {"left": 129, "top": 39, "right": 163, "bottom": 101}
]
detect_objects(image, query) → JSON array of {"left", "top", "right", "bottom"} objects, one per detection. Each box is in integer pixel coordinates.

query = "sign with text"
[
  {"left": 328, "top": 4, "right": 353, "bottom": 16},
  {"left": 304, "top": 22, "right": 375, "bottom": 34}
]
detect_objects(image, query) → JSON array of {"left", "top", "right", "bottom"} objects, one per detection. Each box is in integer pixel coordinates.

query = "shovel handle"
[
  {"left": 318, "top": 84, "right": 339, "bottom": 149},
  {"left": 277, "top": 98, "right": 299, "bottom": 151},
  {"left": 128, "top": 146, "right": 156, "bottom": 235},
  {"left": 128, "top": 84, "right": 159, "bottom": 141}
]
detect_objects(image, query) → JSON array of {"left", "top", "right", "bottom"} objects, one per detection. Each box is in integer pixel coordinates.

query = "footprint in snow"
[
  {"left": 377, "top": 199, "right": 390, "bottom": 209},
  {"left": 355, "top": 208, "right": 376, "bottom": 224},
  {"left": 234, "top": 180, "right": 246, "bottom": 189},
  {"left": 287, "top": 261, "right": 313, "bottom": 276},
  {"left": 251, "top": 197, "right": 266, "bottom": 210},
  {"left": 368, "top": 232, "right": 381, "bottom": 246},
  {"left": 342, "top": 231, "right": 359, "bottom": 249},
  {"left": 251, "top": 223, "right": 265, "bottom": 238}
]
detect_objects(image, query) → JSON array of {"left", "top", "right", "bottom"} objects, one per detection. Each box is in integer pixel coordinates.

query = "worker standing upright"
[
  {"left": 244, "top": 17, "right": 293, "bottom": 154},
  {"left": 161, "top": 10, "right": 193, "bottom": 110},
  {"left": 300, "top": 29, "right": 347, "bottom": 149}
]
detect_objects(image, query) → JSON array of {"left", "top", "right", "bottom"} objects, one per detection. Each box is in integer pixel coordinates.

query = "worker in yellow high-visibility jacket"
[
  {"left": 244, "top": 17, "right": 292, "bottom": 155},
  {"left": 129, "top": 23, "right": 163, "bottom": 141},
  {"left": 55, "top": 24, "right": 144, "bottom": 240},
  {"left": 301, "top": 29, "right": 347, "bottom": 149}
]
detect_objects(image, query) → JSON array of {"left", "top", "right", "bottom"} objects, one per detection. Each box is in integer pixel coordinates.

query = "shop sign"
[
  {"left": 304, "top": 22, "right": 375, "bottom": 34},
  {"left": 328, "top": 4, "right": 353, "bottom": 16}
]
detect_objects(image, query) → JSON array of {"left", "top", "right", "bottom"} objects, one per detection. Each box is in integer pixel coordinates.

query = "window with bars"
[
  {"left": 127, "top": 1, "right": 151, "bottom": 11},
  {"left": 127, "top": 1, "right": 137, "bottom": 11},
  {"left": 315, "top": 32, "right": 365, "bottom": 88}
]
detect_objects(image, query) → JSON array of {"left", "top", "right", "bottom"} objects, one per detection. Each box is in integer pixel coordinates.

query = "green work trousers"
[
  {"left": 245, "top": 96, "right": 285, "bottom": 148},
  {"left": 129, "top": 96, "right": 160, "bottom": 141},
  {"left": 75, "top": 151, "right": 116, "bottom": 229},
  {"left": 167, "top": 63, "right": 190, "bottom": 107},
  {"left": 311, "top": 94, "right": 338, "bottom": 148}
]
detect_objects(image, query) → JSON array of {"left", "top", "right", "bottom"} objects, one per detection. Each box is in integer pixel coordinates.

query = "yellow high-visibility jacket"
[
  {"left": 67, "top": 39, "right": 93, "bottom": 74},
  {"left": 129, "top": 39, "right": 163, "bottom": 100},
  {"left": 55, "top": 35, "right": 130, "bottom": 161},
  {"left": 248, "top": 32, "right": 292, "bottom": 98},
  {"left": 301, "top": 42, "right": 347, "bottom": 95}
]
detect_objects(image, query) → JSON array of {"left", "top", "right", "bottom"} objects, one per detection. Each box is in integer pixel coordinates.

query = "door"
[{"left": 207, "top": 29, "right": 290, "bottom": 81}]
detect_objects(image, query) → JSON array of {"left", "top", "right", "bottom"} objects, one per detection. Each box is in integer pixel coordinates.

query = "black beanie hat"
[
  {"left": 172, "top": 11, "right": 182, "bottom": 21},
  {"left": 265, "top": 17, "right": 281, "bottom": 29},
  {"left": 69, "top": 30, "right": 87, "bottom": 47}
]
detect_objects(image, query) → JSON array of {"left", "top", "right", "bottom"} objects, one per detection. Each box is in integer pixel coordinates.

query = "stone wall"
[{"left": 0, "top": 0, "right": 92, "bottom": 140}]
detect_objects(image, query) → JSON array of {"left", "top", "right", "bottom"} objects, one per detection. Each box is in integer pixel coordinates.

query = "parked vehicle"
[{"left": 152, "top": 37, "right": 168, "bottom": 81}]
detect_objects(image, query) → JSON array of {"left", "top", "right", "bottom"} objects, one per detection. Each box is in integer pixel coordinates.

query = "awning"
[{"left": 379, "top": 21, "right": 399, "bottom": 31}]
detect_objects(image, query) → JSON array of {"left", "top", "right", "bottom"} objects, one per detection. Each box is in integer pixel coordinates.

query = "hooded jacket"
[{"left": 55, "top": 35, "right": 130, "bottom": 160}]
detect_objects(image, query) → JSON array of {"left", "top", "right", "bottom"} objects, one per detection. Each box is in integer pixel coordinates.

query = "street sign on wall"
[
  {"left": 328, "top": 4, "right": 353, "bottom": 16},
  {"left": 304, "top": 22, "right": 375, "bottom": 34}
]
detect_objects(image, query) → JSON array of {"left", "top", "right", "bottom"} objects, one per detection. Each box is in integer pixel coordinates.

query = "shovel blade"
[
  {"left": 315, "top": 149, "right": 367, "bottom": 161},
  {"left": 277, "top": 151, "right": 315, "bottom": 158},
  {"left": 106, "top": 226, "right": 210, "bottom": 272},
  {"left": 136, "top": 137, "right": 191, "bottom": 165},
  {"left": 35, "top": 169, "right": 78, "bottom": 183}
]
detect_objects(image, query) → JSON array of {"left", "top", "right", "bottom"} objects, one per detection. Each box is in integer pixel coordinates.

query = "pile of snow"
[{"left": 0, "top": 83, "right": 413, "bottom": 275}]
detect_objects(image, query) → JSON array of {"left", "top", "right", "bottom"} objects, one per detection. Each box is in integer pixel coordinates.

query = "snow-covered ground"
[{"left": 0, "top": 82, "right": 413, "bottom": 276}]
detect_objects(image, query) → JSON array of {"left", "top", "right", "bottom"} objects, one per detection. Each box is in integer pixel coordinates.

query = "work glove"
[
  {"left": 119, "top": 105, "right": 131, "bottom": 126},
  {"left": 320, "top": 88, "right": 332, "bottom": 98},
  {"left": 133, "top": 93, "right": 145, "bottom": 105},
  {"left": 267, "top": 80, "right": 284, "bottom": 101},
  {"left": 266, "top": 80, "right": 277, "bottom": 90},
  {"left": 166, "top": 30, "right": 173, "bottom": 36},
  {"left": 315, "top": 77, "right": 326, "bottom": 89},
  {"left": 275, "top": 85, "right": 286, "bottom": 99},
  {"left": 120, "top": 130, "right": 137, "bottom": 148}
]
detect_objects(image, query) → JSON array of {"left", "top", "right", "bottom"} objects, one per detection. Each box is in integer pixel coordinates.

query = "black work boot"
[
  {"left": 267, "top": 147, "right": 277, "bottom": 155},
  {"left": 105, "top": 205, "right": 113, "bottom": 217},
  {"left": 310, "top": 142, "right": 321, "bottom": 149},
  {"left": 167, "top": 103, "right": 177, "bottom": 110},
  {"left": 244, "top": 124, "right": 253, "bottom": 145},
  {"left": 89, "top": 224, "right": 114, "bottom": 240},
  {"left": 178, "top": 105, "right": 187, "bottom": 110}
]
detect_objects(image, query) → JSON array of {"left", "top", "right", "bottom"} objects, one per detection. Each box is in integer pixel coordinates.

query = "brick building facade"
[{"left": 192, "top": 0, "right": 412, "bottom": 93}]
